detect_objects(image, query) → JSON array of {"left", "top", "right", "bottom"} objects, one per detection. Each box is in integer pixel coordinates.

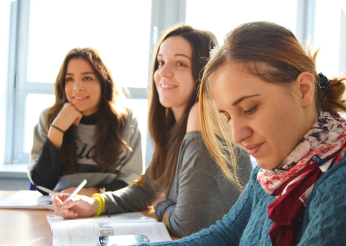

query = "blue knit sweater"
[{"left": 143, "top": 156, "right": 346, "bottom": 245}]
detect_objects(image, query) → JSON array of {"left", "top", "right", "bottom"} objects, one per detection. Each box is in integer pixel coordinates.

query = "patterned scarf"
[{"left": 257, "top": 111, "right": 346, "bottom": 246}]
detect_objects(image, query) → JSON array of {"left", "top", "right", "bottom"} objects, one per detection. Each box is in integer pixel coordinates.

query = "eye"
[
  {"left": 84, "top": 76, "right": 93, "bottom": 81},
  {"left": 177, "top": 62, "right": 187, "bottom": 67},
  {"left": 244, "top": 105, "right": 258, "bottom": 115},
  {"left": 65, "top": 77, "right": 73, "bottom": 82},
  {"left": 220, "top": 112, "right": 231, "bottom": 123},
  {"left": 157, "top": 61, "right": 164, "bottom": 67}
]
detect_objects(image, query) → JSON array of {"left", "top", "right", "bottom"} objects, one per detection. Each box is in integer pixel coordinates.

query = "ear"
[{"left": 295, "top": 72, "right": 315, "bottom": 107}]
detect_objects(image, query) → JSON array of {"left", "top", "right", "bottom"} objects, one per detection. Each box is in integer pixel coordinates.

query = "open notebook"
[
  {"left": 0, "top": 190, "right": 53, "bottom": 210},
  {"left": 48, "top": 212, "right": 172, "bottom": 246}
]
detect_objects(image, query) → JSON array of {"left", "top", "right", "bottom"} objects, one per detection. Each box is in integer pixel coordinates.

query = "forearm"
[
  {"left": 99, "top": 180, "right": 128, "bottom": 192},
  {"left": 102, "top": 170, "right": 159, "bottom": 215},
  {"left": 32, "top": 138, "right": 63, "bottom": 192}
]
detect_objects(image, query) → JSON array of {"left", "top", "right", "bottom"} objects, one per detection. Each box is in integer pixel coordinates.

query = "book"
[
  {"left": 48, "top": 212, "right": 172, "bottom": 245},
  {"left": 0, "top": 190, "right": 53, "bottom": 210}
]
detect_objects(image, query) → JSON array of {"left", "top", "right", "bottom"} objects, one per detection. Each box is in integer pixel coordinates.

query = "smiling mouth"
[
  {"left": 160, "top": 84, "right": 177, "bottom": 89},
  {"left": 74, "top": 96, "right": 88, "bottom": 100}
]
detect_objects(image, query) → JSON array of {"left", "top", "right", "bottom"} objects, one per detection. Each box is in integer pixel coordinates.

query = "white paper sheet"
[
  {"left": 52, "top": 220, "right": 172, "bottom": 246},
  {"left": 0, "top": 190, "right": 53, "bottom": 210}
]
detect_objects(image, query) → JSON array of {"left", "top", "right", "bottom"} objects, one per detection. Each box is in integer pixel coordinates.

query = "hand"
[
  {"left": 61, "top": 187, "right": 100, "bottom": 197},
  {"left": 52, "top": 193, "right": 99, "bottom": 219},
  {"left": 52, "top": 102, "right": 83, "bottom": 131},
  {"left": 153, "top": 192, "right": 166, "bottom": 208},
  {"left": 48, "top": 102, "right": 83, "bottom": 148}
]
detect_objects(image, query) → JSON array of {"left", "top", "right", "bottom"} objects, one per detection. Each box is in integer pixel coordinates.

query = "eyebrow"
[
  {"left": 157, "top": 53, "right": 192, "bottom": 60},
  {"left": 218, "top": 94, "right": 261, "bottom": 113},
  {"left": 232, "top": 94, "right": 260, "bottom": 106},
  {"left": 65, "top": 72, "right": 95, "bottom": 76}
]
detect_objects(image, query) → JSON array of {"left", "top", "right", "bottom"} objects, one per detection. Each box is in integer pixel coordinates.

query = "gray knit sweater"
[
  {"left": 102, "top": 131, "right": 252, "bottom": 238},
  {"left": 28, "top": 107, "right": 143, "bottom": 192}
]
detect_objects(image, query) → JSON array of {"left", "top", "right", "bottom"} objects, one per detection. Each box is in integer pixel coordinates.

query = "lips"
[
  {"left": 243, "top": 143, "right": 263, "bottom": 157},
  {"left": 160, "top": 83, "right": 177, "bottom": 89},
  {"left": 73, "top": 96, "right": 88, "bottom": 102}
]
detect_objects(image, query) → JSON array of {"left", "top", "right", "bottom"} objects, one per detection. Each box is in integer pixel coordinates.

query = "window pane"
[
  {"left": 313, "top": 1, "right": 346, "bottom": 77},
  {"left": 27, "top": 0, "right": 152, "bottom": 88},
  {"left": 186, "top": 0, "right": 297, "bottom": 44},
  {"left": 25, "top": 94, "right": 55, "bottom": 153},
  {"left": 123, "top": 99, "right": 149, "bottom": 164}
]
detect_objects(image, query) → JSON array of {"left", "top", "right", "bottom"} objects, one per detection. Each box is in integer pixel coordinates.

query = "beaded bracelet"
[
  {"left": 50, "top": 124, "right": 65, "bottom": 134},
  {"left": 92, "top": 193, "right": 105, "bottom": 217}
]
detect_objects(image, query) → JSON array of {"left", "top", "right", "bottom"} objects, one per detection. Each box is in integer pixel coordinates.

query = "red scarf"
[{"left": 257, "top": 112, "right": 346, "bottom": 246}]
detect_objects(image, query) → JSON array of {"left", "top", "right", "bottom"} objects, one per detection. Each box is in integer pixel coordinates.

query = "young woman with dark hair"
[
  {"left": 28, "top": 47, "right": 143, "bottom": 197},
  {"left": 52, "top": 25, "right": 252, "bottom": 238}
]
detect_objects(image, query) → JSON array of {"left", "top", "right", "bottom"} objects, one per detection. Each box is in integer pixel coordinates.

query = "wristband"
[
  {"left": 50, "top": 124, "right": 65, "bottom": 134},
  {"left": 92, "top": 193, "right": 105, "bottom": 217}
]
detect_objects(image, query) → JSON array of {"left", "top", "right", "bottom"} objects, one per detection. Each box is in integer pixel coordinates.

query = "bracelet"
[
  {"left": 92, "top": 193, "right": 105, "bottom": 217},
  {"left": 50, "top": 124, "right": 65, "bottom": 134}
]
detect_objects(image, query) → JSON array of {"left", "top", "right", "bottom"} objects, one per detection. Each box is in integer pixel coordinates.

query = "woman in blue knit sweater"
[{"left": 143, "top": 22, "right": 346, "bottom": 245}]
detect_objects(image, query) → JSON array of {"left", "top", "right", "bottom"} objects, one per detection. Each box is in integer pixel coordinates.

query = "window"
[
  {"left": 186, "top": 0, "right": 298, "bottom": 44},
  {"left": 6, "top": 0, "right": 187, "bottom": 166},
  {"left": 5, "top": 0, "right": 346, "bottom": 169},
  {"left": 11, "top": 0, "right": 152, "bottom": 164}
]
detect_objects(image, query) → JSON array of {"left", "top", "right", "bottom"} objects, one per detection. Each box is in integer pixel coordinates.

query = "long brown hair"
[
  {"left": 200, "top": 21, "right": 346, "bottom": 187},
  {"left": 148, "top": 24, "right": 217, "bottom": 192},
  {"left": 47, "top": 47, "right": 129, "bottom": 174}
]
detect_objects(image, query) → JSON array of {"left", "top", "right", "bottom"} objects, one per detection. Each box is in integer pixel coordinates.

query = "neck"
[{"left": 172, "top": 107, "right": 185, "bottom": 122}]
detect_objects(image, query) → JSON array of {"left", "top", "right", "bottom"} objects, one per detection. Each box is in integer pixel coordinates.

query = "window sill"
[{"left": 0, "top": 163, "right": 28, "bottom": 178}]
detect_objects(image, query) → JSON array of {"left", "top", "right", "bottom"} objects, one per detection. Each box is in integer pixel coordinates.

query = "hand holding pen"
[{"left": 51, "top": 180, "right": 104, "bottom": 219}]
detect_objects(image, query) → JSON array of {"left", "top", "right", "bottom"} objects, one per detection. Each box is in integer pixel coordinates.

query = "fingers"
[
  {"left": 52, "top": 103, "right": 83, "bottom": 131},
  {"left": 54, "top": 207, "right": 79, "bottom": 219},
  {"left": 73, "top": 116, "right": 81, "bottom": 126}
]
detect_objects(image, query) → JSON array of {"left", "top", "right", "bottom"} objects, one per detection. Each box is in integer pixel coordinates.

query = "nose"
[
  {"left": 73, "top": 80, "right": 84, "bottom": 91},
  {"left": 231, "top": 117, "right": 252, "bottom": 145},
  {"left": 158, "top": 63, "right": 173, "bottom": 77}
]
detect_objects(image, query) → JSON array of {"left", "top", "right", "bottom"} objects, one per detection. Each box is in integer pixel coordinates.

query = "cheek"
[
  {"left": 94, "top": 85, "right": 102, "bottom": 102},
  {"left": 154, "top": 70, "right": 160, "bottom": 85},
  {"left": 64, "top": 84, "right": 72, "bottom": 99}
]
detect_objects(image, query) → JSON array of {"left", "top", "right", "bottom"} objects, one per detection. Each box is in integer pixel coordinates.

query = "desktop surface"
[{"left": 0, "top": 190, "right": 177, "bottom": 245}]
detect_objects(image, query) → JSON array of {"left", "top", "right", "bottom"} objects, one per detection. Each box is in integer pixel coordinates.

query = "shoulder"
[
  {"left": 186, "top": 103, "right": 201, "bottom": 132},
  {"left": 40, "top": 107, "right": 50, "bottom": 120},
  {"left": 119, "top": 107, "right": 138, "bottom": 127},
  {"left": 308, "top": 158, "right": 346, "bottom": 207},
  {"left": 37, "top": 107, "right": 51, "bottom": 130}
]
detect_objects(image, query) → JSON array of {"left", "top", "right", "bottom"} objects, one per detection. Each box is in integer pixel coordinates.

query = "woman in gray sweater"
[
  {"left": 28, "top": 47, "right": 143, "bottom": 197},
  {"left": 52, "top": 25, "right": 252, "bottom": 238}
]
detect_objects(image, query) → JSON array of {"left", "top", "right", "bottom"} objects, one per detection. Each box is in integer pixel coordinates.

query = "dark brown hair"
[
  {"left": 47, "top": 47, "right": 129, "bottom": 174},
  {"left": 148, "top": 24, "right": 217, "bottom": 192},
  {"left": 200, "top": 21, "right": 346, "bottom": 185}
]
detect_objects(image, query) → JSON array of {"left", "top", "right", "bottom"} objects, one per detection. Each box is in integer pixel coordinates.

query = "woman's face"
[
  {"left": 210, "top": 63, "right": 309, "bottom": 170},
  {"left": 64, "top": 58, "right": 102, "bottom": 116},
  {"left": 154, "top": 36, "right": 195, "bottom": 121}
]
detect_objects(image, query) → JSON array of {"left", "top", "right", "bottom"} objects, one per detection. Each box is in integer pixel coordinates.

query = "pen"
[
  {"left": 36, "top": 185, "right": 57, "bottom": 195},
  {"left": 59, "top": 179, "right": 87, "bottom": 210}
]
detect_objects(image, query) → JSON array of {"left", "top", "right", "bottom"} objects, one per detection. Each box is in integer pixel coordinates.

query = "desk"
[{"left": 0, "top": 191, "right": 177, "bottom": 245}]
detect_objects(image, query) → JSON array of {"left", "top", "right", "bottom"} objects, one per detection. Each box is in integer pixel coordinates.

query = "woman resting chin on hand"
[{"left": 28, "top": 47, "right": 143, "bottom": 198}]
